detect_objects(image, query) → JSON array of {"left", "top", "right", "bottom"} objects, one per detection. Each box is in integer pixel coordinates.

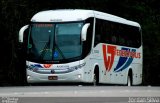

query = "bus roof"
[{"left": 31, "top": 9, "right": 140, "bottom": 27}]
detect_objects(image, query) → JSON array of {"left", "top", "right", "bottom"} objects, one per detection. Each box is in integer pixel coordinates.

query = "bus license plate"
[{"left": 48, "top": 76, "right": 58, "bottom": 80}]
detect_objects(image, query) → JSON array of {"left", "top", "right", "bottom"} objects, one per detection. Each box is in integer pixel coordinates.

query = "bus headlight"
[
  {"left": 68, "top": 63, "right": 86, "bottom": 72},
  {"left": 27, "top": 65, "right": 39, "bottom": 72}
]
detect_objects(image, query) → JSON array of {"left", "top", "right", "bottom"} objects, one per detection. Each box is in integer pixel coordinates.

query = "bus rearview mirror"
[
  {"left": 81, "top": 23, "right": 90, "bottom": 41},
  {"left": 19, "top": 25, "right": 29, "bottom": 43}
]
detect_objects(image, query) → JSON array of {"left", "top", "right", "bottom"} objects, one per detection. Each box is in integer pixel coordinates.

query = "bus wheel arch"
[
  {"left": 127, "top": 69, "right": 133, "bottom": 86},
  {"left": 93, "top": 65, "right": 99, "bottom": 86}
]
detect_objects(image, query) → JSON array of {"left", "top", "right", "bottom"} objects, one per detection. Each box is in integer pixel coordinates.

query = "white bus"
[{"left": 19, "top": 9, "right": 143, "bottom": 86}]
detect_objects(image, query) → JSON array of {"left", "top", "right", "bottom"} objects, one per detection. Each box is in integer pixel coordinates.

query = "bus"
[{"left": 19, "top": 9, "right": 143, "bottom": 86}]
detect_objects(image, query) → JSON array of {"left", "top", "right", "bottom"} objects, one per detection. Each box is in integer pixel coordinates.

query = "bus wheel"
[
  {"left": 127, "top": 75, "right": 132, "bottom": 86},
  {"left": 127, "top": 70, "right": 133, "bottom": 86},
  {"left": 93, "top": 68, "right": 99, "bottom": 86},
  {"left": 93, "top": 74, "right": 97, "bottom": 86}
]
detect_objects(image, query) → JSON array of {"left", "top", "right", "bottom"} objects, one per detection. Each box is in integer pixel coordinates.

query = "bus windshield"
[{"left": 27, "top": 22, "right": 83, "bottom": 63}]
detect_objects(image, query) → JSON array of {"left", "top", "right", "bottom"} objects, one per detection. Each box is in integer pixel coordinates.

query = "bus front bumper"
[{"left": 26, "top": 69, "right": 84, "bottom": 83}]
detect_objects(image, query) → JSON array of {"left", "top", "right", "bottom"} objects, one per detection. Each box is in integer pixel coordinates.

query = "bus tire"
[
  {"left": 127, "top": 70, "right": 133, "bottom": 86},
  {"left": 127, "top": 76, "right": 131, "bottom": 86},
  {"left": 93, "top": 67, "right": 99, "bottom": 86},
  {"left": 93, "top": 74, "right": 97, "bottom": 86}
]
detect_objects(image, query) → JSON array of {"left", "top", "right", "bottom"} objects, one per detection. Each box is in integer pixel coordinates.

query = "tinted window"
[{"left": 95, "top": 19, "right": 141, "bottom": 48}]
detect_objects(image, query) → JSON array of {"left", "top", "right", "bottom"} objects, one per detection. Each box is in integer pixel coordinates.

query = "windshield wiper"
[{"left": 39, "top": 36, "right": 51, "bottom": 60}]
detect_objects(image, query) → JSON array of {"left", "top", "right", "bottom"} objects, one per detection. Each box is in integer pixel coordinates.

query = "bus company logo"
[
  {"left": 102, "top": 44, "right": 141, "bottom": 72},
  {"left": 43, "top": 64, "right": 52, "bottom": 68},
  {"left": 102, "top": 45, "right": 116, "bottom": 72}
]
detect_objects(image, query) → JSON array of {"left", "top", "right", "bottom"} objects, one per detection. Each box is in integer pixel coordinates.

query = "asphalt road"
[{"left": 0, "top": 86, "right": 160, "bottom": 103}]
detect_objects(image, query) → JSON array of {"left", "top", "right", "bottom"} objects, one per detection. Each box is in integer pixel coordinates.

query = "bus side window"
[
  {"left": 112, "top": 35, "right": 117, "bottom": 44},
  {"left": 95, "top": 34, "right": 101, "bottom": 44},
  {"left": 95, "top": 19, "right": 102, "bottom": 46}
]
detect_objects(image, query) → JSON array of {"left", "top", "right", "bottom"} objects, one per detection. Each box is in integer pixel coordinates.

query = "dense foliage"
[{"left": 0, "top": 0, "right": 160, "bottom": 86}]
